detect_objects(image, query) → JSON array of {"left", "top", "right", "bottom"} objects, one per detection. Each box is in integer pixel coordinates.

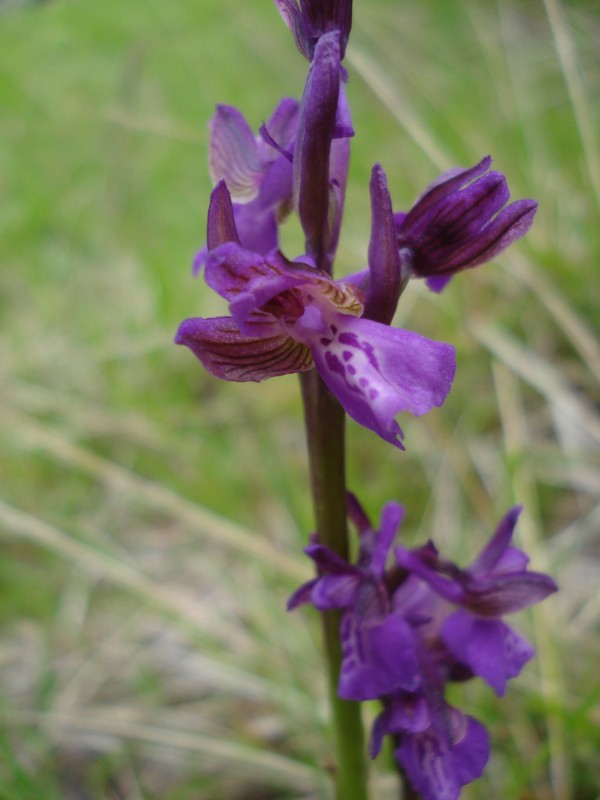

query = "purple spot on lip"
[
  {"left": 320, "top": 337, "right": 332, "bottom": 346},
  {"left": 359, "top": 377, "right": 369, "bottom": 388},
  {"left": 369, "top": 389, "right": 379, "bottom": 400},
  {"left": 347, "top": 365, "right": 356, "bottom": 375},
  {"left": 338, "top": 332, "right": 360, "bottom": 347},
  {"left": 325, "top": 351, "right": 345, "bottom": 377},
  {"left": 343, "top": 350, "right": 353, "bottom": 361},
  {"left": 330, "top": 324, "right": 338, "bottom": 335}
]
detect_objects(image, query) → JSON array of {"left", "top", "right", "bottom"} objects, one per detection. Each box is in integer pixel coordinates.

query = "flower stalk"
[{"left": 300, "top": 369, "right": 369, "bottom": 800}]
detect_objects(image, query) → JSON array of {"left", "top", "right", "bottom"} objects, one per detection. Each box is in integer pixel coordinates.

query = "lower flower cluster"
[{"left": 289, "top": 496, "right": 557, "bottom": 800}]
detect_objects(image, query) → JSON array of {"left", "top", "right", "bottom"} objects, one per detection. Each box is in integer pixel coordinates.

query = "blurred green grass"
[{"left": 1, "top": 0, "right": 599, "bottom": 798}]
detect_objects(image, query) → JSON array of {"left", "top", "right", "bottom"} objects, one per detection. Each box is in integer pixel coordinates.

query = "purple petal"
[
  {"left": 261, "top": 97, "right": 299, "bottom": 158},
  {"left": 206, "top": 181, "right": 241, "bottom": 252},
  {"left": 304, "top": 542, "right": 359, "bottom": 576},
  {"left": 442, "top": 612, "right": 534, "bottom": 695},
  {"left": 327, "top": 135, "right": 350, "bottom": 264},
  {"left": 338, "top": 611, "right": 420, "bottom": 700},
  {"left": 402, "top": 156, "right": 492, "bottom": 231},
  {"left": 450, "top": 715, "right": 490, "bottom": 787},
  {"left": 469, "top": 506, "right": 522, "bottom": 576},
  {"left": 233, "top": 201, "right": 279, "bottom": 256},
  {"left": 370, "top": 502, "right": 404, "bottom": 576},
  {"left": 205, "top": 243, "right": 306, "bottom": 308},
  {"left": 427, "top": 199, "right": 538, "bottom": 275},
  {"left": 397, "top": 728, "right": 461, "bottom": 800},
  {"left": 312, "top": 574, "right": 361, "bottom": 609},
  {"left": 369, "top": 710, "right": 390, "bottom": 759},
  {"left": 294, "top": 31, "right": 340, "bottom": 266},
  {"left": 364, "top": 163, "right": 403, "bottom": 325},
  {"left": 386, "top": 692, "right": 431, "bottom": 734},
  {"left": 175, "top": 316, "right": 312, "bottom": 381},
  {"left": 209, "top": 105, "right": 263, "bottom": 202},
  {"left": 425, "top": 274, "right": 453, "bottom": 293},
  {"left": 309, "top": 315, "right": 456, "bottom": 448},
  {"left": 464, "top": 571, "right": 558, "bottom": 616},
  {"left": 395, "top": 547, "right": 463, "bottom": 603},
  {"left": 334, "top": 83, "right": 354, "bottom": 138},
  {"left": 287, "top": 578, "right": 319, "bottom": 610},
  {"left": 397, "top": 710, "right": 489, "bottom": 800},
  {"left": 273, "top": 0, "right": 311, "bottom": 60},
  {"left": 255, "top": 153, "right": 294, "bottom": 210}
]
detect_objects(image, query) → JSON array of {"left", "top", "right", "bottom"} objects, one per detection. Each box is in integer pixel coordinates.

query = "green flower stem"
[{"left": 300, "top": 369, "right": 369, "bottom": 800}]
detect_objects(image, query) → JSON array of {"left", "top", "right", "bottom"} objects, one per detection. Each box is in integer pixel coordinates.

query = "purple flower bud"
[
  {"left": 273, "top": 0, "right": 352, "bottom": 61},
  {"left": 363, "top": 164, "right": 405, "bottom": 325},
  {"left": 294, "top": 31, "right": 341, "bottom": 269},
  {"left": 396, "top": 156, "right": 538, "bottom": 291}
]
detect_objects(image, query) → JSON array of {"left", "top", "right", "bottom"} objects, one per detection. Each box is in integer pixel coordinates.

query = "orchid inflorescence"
[{"left": 175, "top": 1, "right": 555, "bottom": 798}]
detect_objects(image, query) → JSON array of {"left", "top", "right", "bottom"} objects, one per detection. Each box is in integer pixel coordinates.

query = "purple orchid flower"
[
  {"left": 371, "top": 692, "right": 490, "bottom": 800},
  {"left": 176, "top": 188, "right": 456, "bottom": 448},
  {"left": 395, "top": 506, "right": 558, "bottom": 695},
  {"left": 288, "top": 495, "right": 420, "bottom": 699},
  {"left": 193, "top": 98, "right": 299, "bottom": 274},
  {"left": 395, "top": 156, "right": 538, "bottom": 292},
  {"left": 273, "top": 0, "right": 352, "bottom": 62}
]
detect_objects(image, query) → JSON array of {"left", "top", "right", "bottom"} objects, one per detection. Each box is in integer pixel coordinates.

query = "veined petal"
[
  {"left": 423, "top": 199, "right": 538, "bottom": 275},
  {"left": 175, "top": 316, "right": 312, "bottom": 381},
  {"left": 403, "top": 156, "right": 493, "bottom": 230},
  {"left": 273, "top": 0, "right": 311, "bottom": 60},
  {"left": 463, "top": 571, "right": 558, "bottom": 616},
  {"left": 307, "top": 314, "right": 456, "bottom": 448},
  {"left": 209, "top": 105, "right": 263, "bottom": 203},
  {"left": 205, "top": 243, "right": 307, "bottom": 304}
]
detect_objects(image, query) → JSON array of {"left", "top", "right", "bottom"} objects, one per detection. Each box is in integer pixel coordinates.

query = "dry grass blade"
[
  {"left": 0, "top": 406, "right": 307, "bottom": 581},
  {"left": 0, "top": 498, "right": 244, "bottom": 647},
  {"left": 543, "top": 0, "right": 600, "bottom": 213},
  {"left": 471, "top": 321, "right": 600, "bottom": 448},
  {"left": 4, "top": 709, "right": 321, "bottom": 794},
  {"left": 502, "top": 257, "right": 600, "bottom": 385},
  {"left": 346, "top": 45, "right": 450, "bottom": 171},
  {"left": 493, "top": 362, "right": 571, "bottom": 800}
]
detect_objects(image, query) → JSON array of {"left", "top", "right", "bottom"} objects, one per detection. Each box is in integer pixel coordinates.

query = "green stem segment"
[{"left": 300, "top": 369, "right": 369, "bottom": 800}]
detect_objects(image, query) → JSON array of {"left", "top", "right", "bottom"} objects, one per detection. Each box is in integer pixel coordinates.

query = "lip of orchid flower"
[
  {"left": 176, "top": 233, "right": 456, "bottom": 448},
  {"left": 288, "top": 497, "right": 420, "bottom": 700},
  {"left": 370, "top": 692, "right": 490, "bottom": 793},
  {"left": 273, "top": 0, "right": 352, "bottom": 62},
  {"left": 395, "top": 156, "right": 538, "bottom": 292}
]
